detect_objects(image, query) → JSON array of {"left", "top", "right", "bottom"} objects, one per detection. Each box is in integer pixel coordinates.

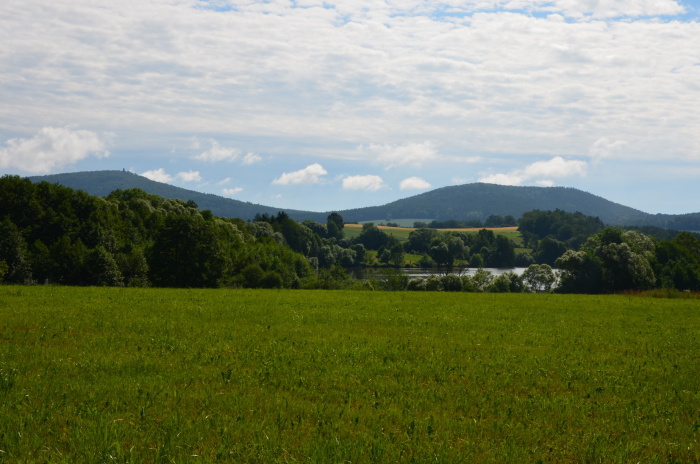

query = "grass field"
[
  {"left": 344, "top": 224, "right": 525, "bottom": 246},
  {"left": 1, "top": 286, "right": 699, "bottom": 463}
]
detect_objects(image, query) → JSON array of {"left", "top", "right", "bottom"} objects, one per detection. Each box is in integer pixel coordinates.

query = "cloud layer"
[
  {"left": 1, "top": 0, "right": 698, "bottom": 214},
  {"left": 0, "top": 127, "right": 110, "bottom": 173},
  {"left": 2, "top": 0, "right": 697, "bottom": 166}
]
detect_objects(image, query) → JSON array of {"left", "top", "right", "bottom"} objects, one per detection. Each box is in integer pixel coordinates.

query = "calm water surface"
[{"left": 349, "top": 267, "right": 527, "bottom": 280}]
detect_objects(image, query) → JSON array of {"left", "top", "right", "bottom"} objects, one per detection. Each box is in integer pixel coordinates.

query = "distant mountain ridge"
[
  {"left": 27, "top": 170, "right": 325, "bottom": 222},
  {"left": 27, "top": 170, "right": 700, "bottom": 230}
]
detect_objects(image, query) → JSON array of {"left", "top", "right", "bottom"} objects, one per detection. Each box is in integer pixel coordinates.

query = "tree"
[
  {"left": 534, "top": 237, "right": 567, "bottom": 266},
  {"left": 327, "top": 212, "right": 345, "bottom": 240},
  {"left": 594, "top": 229, "right": 656, "bottom": 291},
  {"left": 0, "top": 261, "right": 8, "bottom": 283},
  {"left": 350, "top": 244, "right": 366, "bottom": 264},
  {"left": 355, "top": 224, "right": 393, "bottom": 250},
  {"left": 522, "top": 264, "right": 557, "bottom": 293},
  {"left": 389, "top": 243, "right": 405, "bottom": 267},
  {"left": 85, "top": 246, "right": 124, "bottom": 286},
  {"left": 148, "top": 215, "right": 227, "bottom": 288},
  {"left": 406, "top": 228, "right": 438, "bottom": 254},
  {"left": 554, "top": 228, "right": 656, "bottom": 293},
  {"left": 0, "top": 218, "right": 33, "bottom": 284},
  {"left": 515, "top": 251, "right": 535, "bottom": 267},
  {"left": 654, "top": 233, "right": 700, "bottom": 291},
  {"left": 427, "top": 234, "right": 466, "bottom": 272},
  {"left": 487, "top": 235, "right": 515, "bottom": 268},
  {"left": 555, "top": 250, "right": 603, "bottom": 294},
  {"left": 488, "top": 272, "right": 524, "bottom": 293}
]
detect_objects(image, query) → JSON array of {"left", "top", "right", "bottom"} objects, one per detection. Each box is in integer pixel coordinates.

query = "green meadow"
[
  {"left": 1, "top": 286, "right": 699, "bottom": 463},
  {"left": 343, "top": 224, "right": 526, "bottom": 248}
]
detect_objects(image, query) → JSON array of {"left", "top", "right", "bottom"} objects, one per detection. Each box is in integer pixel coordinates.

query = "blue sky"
[{"left": 1, "top": 0, "right": 699, "bottom": 215}]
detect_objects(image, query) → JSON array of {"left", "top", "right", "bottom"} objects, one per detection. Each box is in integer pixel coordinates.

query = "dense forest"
[{"left": 2, "top": 175, "right": 700, "bottom": 293}]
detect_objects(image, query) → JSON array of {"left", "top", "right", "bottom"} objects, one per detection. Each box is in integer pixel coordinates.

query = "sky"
[{"left": 1, "top": 0, "right": 699, "bottom": 216}]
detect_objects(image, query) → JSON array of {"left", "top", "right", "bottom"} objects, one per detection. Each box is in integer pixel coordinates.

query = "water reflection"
[{"left": 348, "top": 267, "right": 527, "bottom": 280}]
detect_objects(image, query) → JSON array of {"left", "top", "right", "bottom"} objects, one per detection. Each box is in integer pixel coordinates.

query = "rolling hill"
[
  {"left": 26, "top": 170, "right": 700, "bottom": 230},
  {"left": 27, "top": 170, "right": 325, "bottom": 222}
]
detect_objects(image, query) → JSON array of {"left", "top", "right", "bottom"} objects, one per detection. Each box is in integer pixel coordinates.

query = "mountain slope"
[
  {"left": 337, "top": 184, "right": 646, "bottom": 225},
  {"left": 339, "top": 183, "right": 700, "bottom": 229},
  {"left": 26, "top": 170, "right": 700, "bottom": 229},
  {"left": 27, "top": 170, "right": 327, "bottom": 222}
]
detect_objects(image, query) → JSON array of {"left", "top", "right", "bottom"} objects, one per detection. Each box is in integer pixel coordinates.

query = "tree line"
[
  {"left": 2, "top": 175, "right": 699, "bottom": 293},
  {"left": 0, "top": 176, "right": 329, "bottom": 288}
]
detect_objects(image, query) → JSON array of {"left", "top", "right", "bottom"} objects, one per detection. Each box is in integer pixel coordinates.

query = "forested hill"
[
  {"left": 28, "top": 170, "right": 326, "bottom": 222},
  {"left": 337, "top": 183, "right": 700, "bottom": 230},
  {"left": 28, "top": 170, "right": 700, "bottom": 229}
]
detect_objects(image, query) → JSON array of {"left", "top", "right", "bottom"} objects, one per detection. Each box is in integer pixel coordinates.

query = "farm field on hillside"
[
  {"left": 1, "top": 287, "right": 698, "bottom": 463},
  {"left": 344, "top": 224, "right": 524, "bottom": 246}
]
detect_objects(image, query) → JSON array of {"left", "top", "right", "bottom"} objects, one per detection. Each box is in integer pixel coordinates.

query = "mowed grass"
[{"left": 1, "top": 287, "right": 699, "bottom": 463}]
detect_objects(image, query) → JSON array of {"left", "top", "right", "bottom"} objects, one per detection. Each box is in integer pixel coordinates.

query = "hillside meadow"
[
  {"left": 344, "top": 224, "right": 525, "bottom": 246},
  {"left": 1, "top": 286, "right": 699, "bottom": 463}
]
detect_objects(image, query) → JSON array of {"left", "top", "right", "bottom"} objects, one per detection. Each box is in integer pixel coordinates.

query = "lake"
[{"left": 349, "top": 267, "right": 528, "bottom": 280}]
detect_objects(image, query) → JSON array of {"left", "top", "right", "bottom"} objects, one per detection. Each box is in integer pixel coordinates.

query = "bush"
[
  {"left": 425, "top": 275, "right": 443, "bottom": 291},
  {"left": 241, "top": 264, "right": 265, "bottom": 288},
  {"left": 407, "top": 278, "right": 427, "bottom": 291},
  {"left": 441, "top": 274, "right": 463, "bottom": 292},
  {"left": 261, "top": 271, "right": 284, "bottom": 289}
]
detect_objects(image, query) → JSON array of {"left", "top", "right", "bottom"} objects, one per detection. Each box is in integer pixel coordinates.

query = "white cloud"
[
  {"left": 589, "top": 138, "right": 628, "bottom": 164},
  {"left": 479, "top": 156, "right": 587, "bottom": 186},
  {"left": 223, "top": 187, "right": 243, "bottom": 196},
  {"left": 400, "top": 176, "right": 431, "bottom": 190},
  {"left": 273, "top": 163, "right": 328, "bottom": 185},
  {"left": 242, "top": 152, "right": 262, "bottom": 165},
  {"left": 194, "top": 140, "right": 241, "bottom": 162},
  {"left": 176, "top": 170, "right": 202, "bottom": 182},
  {"left": 550, "top": 0, "right": 685, "bottom": 19},
  {"left": 217, "top": 177, "right": 231, "bottom": 185},
  {"left": 0, "top": 127, "right": 110, "bottom": 174},
  {"left": 522, "top": 156, "right": 587, "bottom": 178},
  {"left": 141, "top": 168, "right": 173, "bottom": 183},
  {"left": 360, "top": 142, "right": 440, "bottom": 169},
  {"left": 478, "top": 172, "right": 525, "bottom": 186},
  {"left": 342, "top": 175, "right": 386, "bottom": 191},
  {"left": 1, "top": 0, "right": 698, "bottom": 202}
]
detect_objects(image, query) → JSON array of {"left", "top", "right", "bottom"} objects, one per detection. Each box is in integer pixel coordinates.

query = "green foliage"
[
  {"left": 514, "top": 251, "right": 535, "bottom": 267},
  {"left": 653, "top": 232, "right": 700, "bottom": 291},
  {"left": 0, "top": 260, "right": 7, "bottom": 283},
  {"left": 0, "top": 176, "right": 318, "bottom": 289},
  {"left": 522, "top": 264, "right": 557, "bottom": 293},
  {"left": 353, "top": 223, "right": 397, "bottom": 251},
  {"left": 487, "top": 235, "right": 515, "bottom": 267},
  {"left": 0, "top": 217, "right": 33, "bottom": 284},
  {"left": 533, "top": 236, "right": 568, "bottom": 265},
  {"left": 405, "top": 228, "right": 439, "bottom": 253},
  {"left": 375, "top": 268, "right": 410, "bottom": 291},
  {"left": 7, "top": 287, "right": 698, "bottom": 462},
  {"left": 556, "top": 228, "right": 661, "bottom": 294},
  {"left": 148, "top": 215, "right": 229, "bottom": 288},
  {"left": 326, "top": 212, "right": 345, "bottom": 240},
  {"left": 519, "top": 209, "right": 604, "bottom": 249},
  {"left": 85, "top": 246, "right": 124, "bottom": 286},
  {"left": 555, "top": 250, "right": 604, "bottom": 294}
]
